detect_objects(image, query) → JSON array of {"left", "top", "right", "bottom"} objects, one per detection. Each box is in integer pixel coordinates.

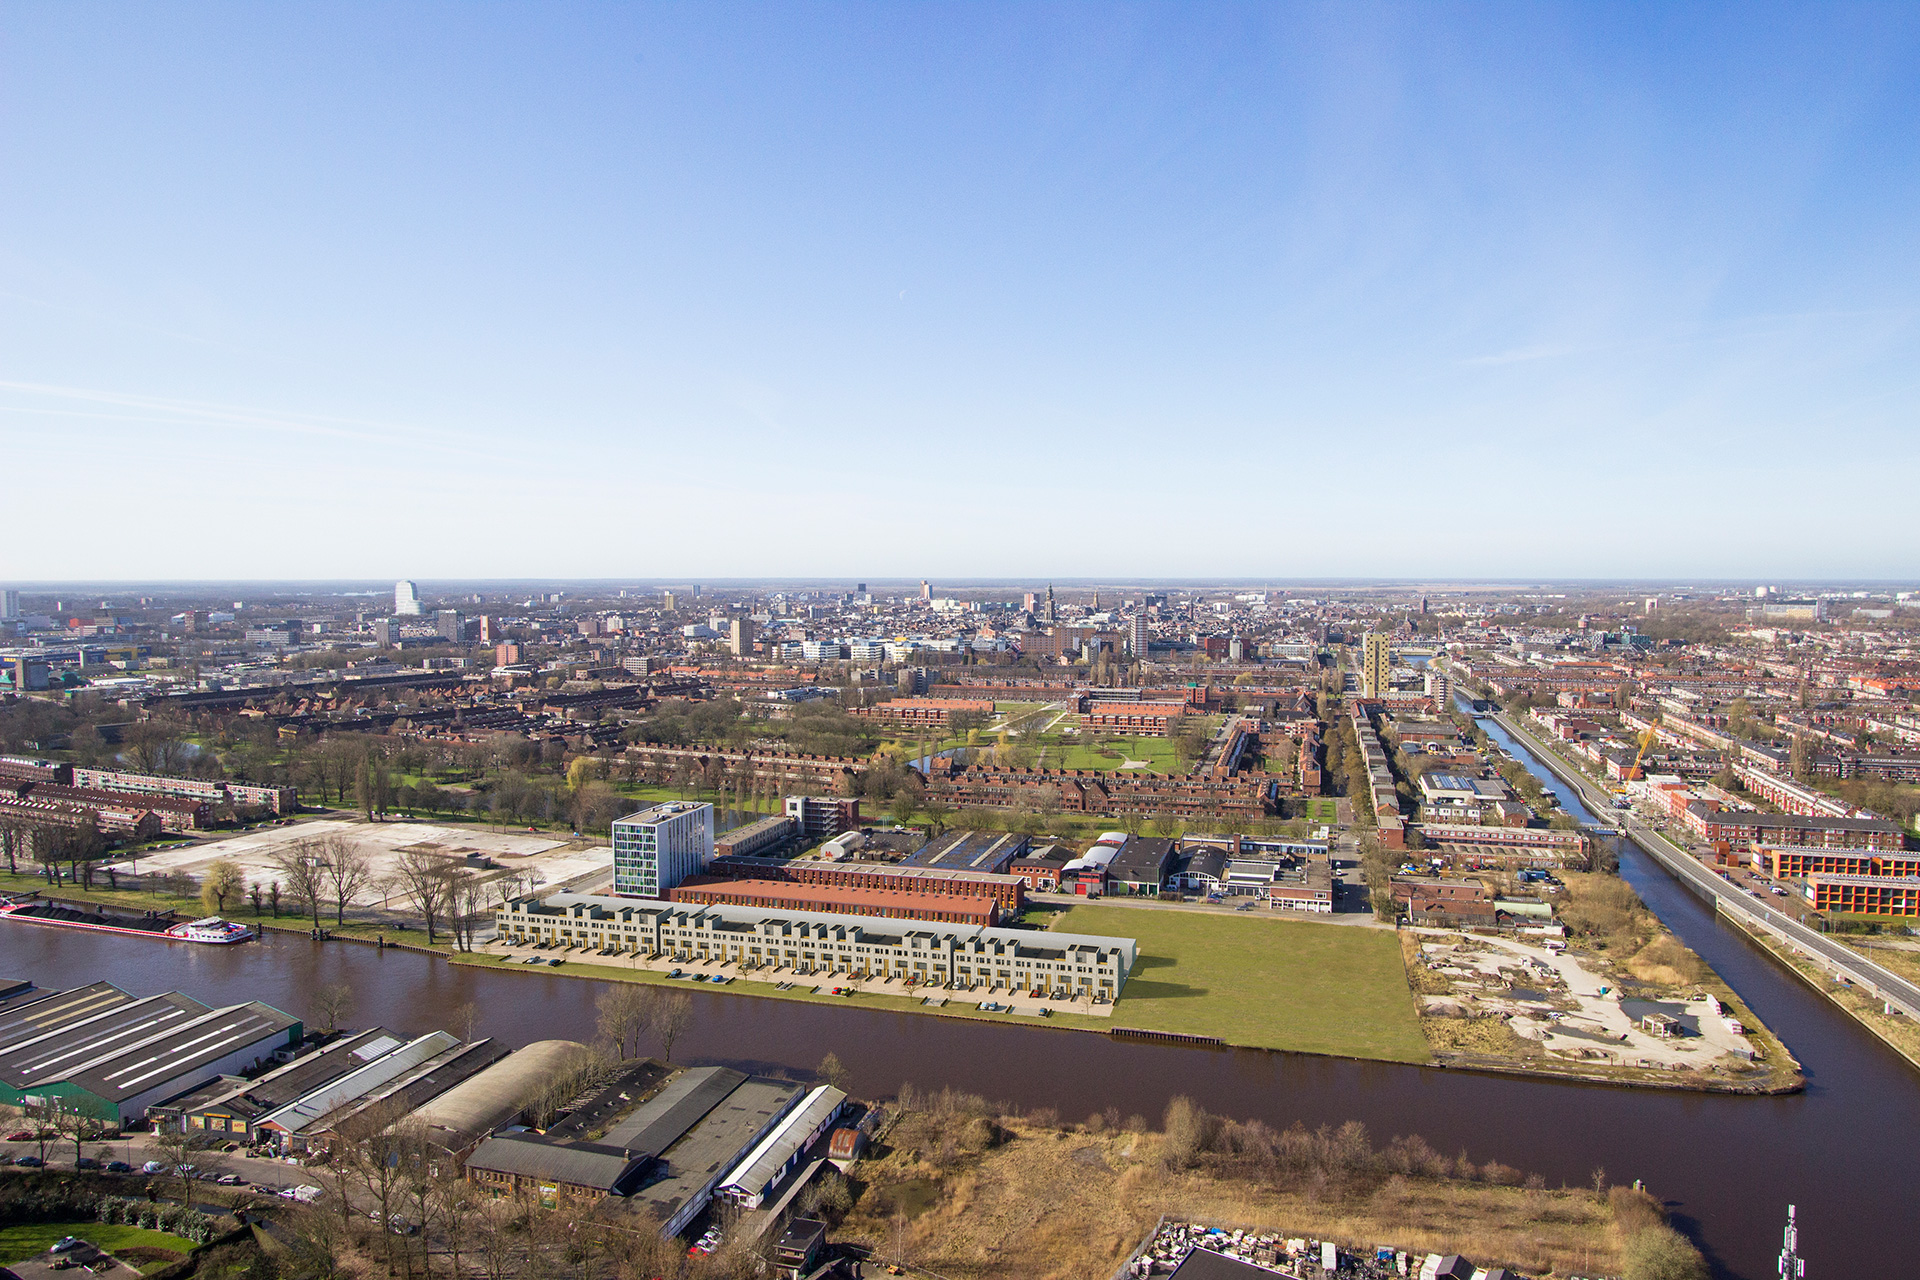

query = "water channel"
[{"left": 4, "top": 720, "right": 1917, "bottom": 1278}]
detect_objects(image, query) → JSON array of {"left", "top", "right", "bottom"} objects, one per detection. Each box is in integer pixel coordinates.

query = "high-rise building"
[
  {"left": 730, "top": 618, "right": 755, "bottom": 657},
  {"left": 495, "top": 642, "right": 522, "bottom": 666},
  {"left": 435, "top": 609, "right": 463, "bottom": 641},
  {"left": 1, "top": 590, "right": 18, "bottom": 620},
  {"left": 395, "top": 581, "right": 422, "bottom": 616},
  {"left": 662, "top": 591, "right": 677, "bottom": 612},
  {"left": 1362, "top": 633, "right": 1391, "bottom": 698},
  {"left": 1129, "top": 613, "right": 1150, "bottom": 656},
  {"left": 612, "top": 802, "right": 714, "bottom": 898},
  {"left": 1045, "top": 584, "right": 1057, "bottom": 625},
  {"left": 373, "top": 618, "right": 394, "bottom": 647},
  {"left": 1425, "top": 670, "right": 1451, "bottom": 710},
  {"left": 920, "top": 580, "right": 931, "bottom": 602},
  {"left": 478, "top": 615, "right": 497, "bottom": 642}
]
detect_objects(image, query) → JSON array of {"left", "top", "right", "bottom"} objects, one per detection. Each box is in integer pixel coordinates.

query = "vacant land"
[
  {"left": 834, "top": 1099, "right": 1684, "bottom": 1280},
  {"left": 0, "top": 1222, "right": 193, "bottom": 1270},
  {"left": 1051, "top": 904, "right": 1429, "bottom": 1061}
]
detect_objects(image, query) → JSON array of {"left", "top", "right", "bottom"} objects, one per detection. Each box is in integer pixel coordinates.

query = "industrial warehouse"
[
  {"left": 0, "top": 979, "right": 302, "bottom": 1124},
  {"left": 0, "top": 976, "right": 864, "bottom": 1253},
  {"left": 495, "top": 892, "right": 1137, "bottom": 996}
]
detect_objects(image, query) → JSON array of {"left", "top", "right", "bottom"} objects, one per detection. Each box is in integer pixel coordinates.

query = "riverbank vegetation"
[{"left": 833, "top": 1087, "right": 1705, "bottom": 1280}]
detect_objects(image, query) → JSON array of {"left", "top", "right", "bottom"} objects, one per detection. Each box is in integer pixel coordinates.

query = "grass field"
[
  {"left": 0, "top": 1222, "right": 194, "bottom": 1270},
  {"left": 1050, "top": 904, "right": 1430, "bottom": 1062},
  {"left": 1303, "top": 798, "right": 1340, "bottom": 823},
  {"left": 1038, "top": 735, "right": 1181, "bottom": 772}
]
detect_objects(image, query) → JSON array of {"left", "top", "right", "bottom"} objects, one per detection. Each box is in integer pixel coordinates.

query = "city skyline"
[{"left": 3, "top": 4, "right": 1917, "bottom": 578}]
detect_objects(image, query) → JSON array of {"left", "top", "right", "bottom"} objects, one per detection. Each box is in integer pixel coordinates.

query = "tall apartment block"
[
  {"left": 1362, "top": 632, "right": 1391, "bottom": 699},
  {"left": 612, "top": 802, "right": 715, "bottom": 897}
]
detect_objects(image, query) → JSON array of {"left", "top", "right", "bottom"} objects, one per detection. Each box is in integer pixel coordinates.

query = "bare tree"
[
  {"left": 649, "top": 990, "right": 694, "bottom": 1063},
  {"left": 269, "top": 840, "right": 329, "bottom": 929},
  {"left": 319, "top": 836, "right": 373, "bottom": 926},
  {"left": 595, "top": 984, "right": 655, "bottom": 1060},
  {"left": 393, "top": 850, "right": 457, "bottom": 945},
  {"left": 49, "top": 1098, "right": 95, "bottom": 1169},
  {"left": 447, "top": 1000, "right": 481, "bottom": 1043},
  {"left": 312, "top": 982, "right": 355, "bottom": 1033}
]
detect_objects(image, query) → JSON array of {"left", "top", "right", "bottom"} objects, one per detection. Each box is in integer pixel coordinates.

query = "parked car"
[
  {"left": 216, "top": 1173, "right": 244, "bottom": 1186},
  {"left": 0, "top": 1154, "right": 14, "bottom": 1166},
  {"left": 75, "top": 1157, "right": 100, "bottom": 1170},
  {"left": 142, "top": 1161, "right": 166, "bottom": 1174},
  {"left": 15, "top": 1155, "right": 44, "bottom": 1167},
  {"left": 51, "top": 1237, "right": 83, "bottom": 1254},
  {"left": 105, "top": 1161, "right": 132, "bottom": 1173}
]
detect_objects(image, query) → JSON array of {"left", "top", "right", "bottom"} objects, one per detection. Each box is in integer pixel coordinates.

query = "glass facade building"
[{"left": 612, "top": 802, "right": 715, "bottom": 898}]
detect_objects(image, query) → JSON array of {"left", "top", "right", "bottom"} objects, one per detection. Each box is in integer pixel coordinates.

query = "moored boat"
[{"left": 165, "top": 916, "right": 256, "bottom": 944}]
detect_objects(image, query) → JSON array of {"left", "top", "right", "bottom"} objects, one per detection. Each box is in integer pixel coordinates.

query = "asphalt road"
[{"left": 1492, "top": 711, "right": 1920, "bottom": 1021}]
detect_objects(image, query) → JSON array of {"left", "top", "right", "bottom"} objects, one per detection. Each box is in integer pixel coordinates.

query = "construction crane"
[{"left": 1623, "top": 722, "right": 1662, "bottom": 783}]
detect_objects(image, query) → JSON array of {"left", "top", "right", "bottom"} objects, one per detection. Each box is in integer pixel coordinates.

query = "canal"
[{"left": 4, "top": 722, "right": 1917, "bottom": 1277}]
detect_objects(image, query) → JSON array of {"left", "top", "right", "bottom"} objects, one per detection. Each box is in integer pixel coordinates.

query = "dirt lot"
[{"left": 113, "top": 818, "right": 609, "bottom": 905}]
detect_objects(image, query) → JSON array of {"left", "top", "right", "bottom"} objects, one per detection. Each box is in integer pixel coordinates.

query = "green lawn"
[
  {"left": 0, "top": 1222, "right": 194, "bottom": 1270},
  {"left": 1049, "top": 904, "right": 1430, "bottom": 1062},
  {"left": 1303, "top": 798, "right": 1340, "bottom": 823},
  {"left": 1039, "top": 735, "right": 1181, "bottom": 772}
]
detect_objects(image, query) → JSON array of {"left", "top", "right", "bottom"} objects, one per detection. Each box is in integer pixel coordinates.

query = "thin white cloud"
[{"left": 0, "top": 378, "right": 502, "bottom": 460}]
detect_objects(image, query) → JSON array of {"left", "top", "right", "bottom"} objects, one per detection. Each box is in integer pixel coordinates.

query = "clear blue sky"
[{"left": 3, "top": 4, "right": 1916, "bottom": 581}]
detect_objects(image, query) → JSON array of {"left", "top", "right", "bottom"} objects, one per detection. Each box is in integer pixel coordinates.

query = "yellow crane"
[{"left": 1624, "top": 722, "right": 1661, "bottom": 782}]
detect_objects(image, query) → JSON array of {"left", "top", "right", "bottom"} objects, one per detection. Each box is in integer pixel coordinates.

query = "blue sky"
[{"left": 2, "top": 4, "right": 1916, "bottom": 581}]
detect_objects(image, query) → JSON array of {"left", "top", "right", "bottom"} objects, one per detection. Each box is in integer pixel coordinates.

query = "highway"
[{"left": 1488, "top": 709, "right": 1920, "bottom": 1022}]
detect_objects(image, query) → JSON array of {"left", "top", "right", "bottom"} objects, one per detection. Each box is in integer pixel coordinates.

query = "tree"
[
  {"left": 199, "top": 859, "right": 245, "bottom": 917},
  {"left": 447, "top": 1000, "right": 481, "bottom": 1043},
  {"left": 153, "top": 1126, "right": 195, "bottom": 1209},
  {"left": 50, "top": 1097, "right": 96, "bottom": 1169},
  {"left": 268, "top": 841, "right": 329, "bottom": 929},
  {"left": 649, "top": 990, "right": 694, "bottom": 1063},
  {"left": 818, "top": 1051, "right": 848, "bottom": 1091},
  {"left": 394, "top": 850, "right": 457, "bottom": 945},
  {"left": 313, "top": 982, "right": 355, "bottom": 1033},
  {"left": 319, "top": 836, "right": 373, "bottom": 926},
  {"left": 595, "top": 984, "right": 655, "bottom": 1060}
]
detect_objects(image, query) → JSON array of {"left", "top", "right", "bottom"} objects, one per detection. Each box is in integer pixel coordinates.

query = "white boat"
[{"left": 164, "top": 916, "right": 255, "bottom": 944}]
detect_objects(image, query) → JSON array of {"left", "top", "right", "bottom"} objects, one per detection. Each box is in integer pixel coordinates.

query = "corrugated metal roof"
[
  {"left": 73, "top": 1002, "right": 300, "bottom": 1101},
  {"left": 0, "top": 992, "right": 208, "bottom": 1088},
  {"left": 465, "top": 1133, "right": 646, "bottom": 1191},
  {"left": 409, "top": 1040, "right": 586, "bottom": 1149},
  {"left": 257, "top": 1030, "right": 459, "bottom": 1135},
  {"left": 0, "top": 981, "right": 134, "bottom": 1052},
  {"left": 719, "top": 1085, "right": 846, "bottom": 1199},
  {"left": 601, "top": 1065, "right": 747, "bottom": 1157}
]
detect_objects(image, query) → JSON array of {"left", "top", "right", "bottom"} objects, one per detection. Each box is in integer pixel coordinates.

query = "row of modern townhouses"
[{"left": 495, "top": 894, "right": 1136, "bottom": 997}]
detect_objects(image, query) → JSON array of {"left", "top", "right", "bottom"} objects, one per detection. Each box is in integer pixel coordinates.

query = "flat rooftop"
[{"left": 628, "top": 1076, "right": 806, "bottom": 1231}]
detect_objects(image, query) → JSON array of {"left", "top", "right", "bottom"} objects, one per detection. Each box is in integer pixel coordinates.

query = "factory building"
[{"left": 0, "top": 982, "right": 301, "bottom": 1125}]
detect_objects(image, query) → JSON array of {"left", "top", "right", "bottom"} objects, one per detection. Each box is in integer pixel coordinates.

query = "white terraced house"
[{"left": 497, "top": 893, "right": 1137, "bottom": 997}]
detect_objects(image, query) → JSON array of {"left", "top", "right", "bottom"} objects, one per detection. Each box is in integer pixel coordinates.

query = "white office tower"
[
  {"left": 1130, "top": 613, "right": 1150, "bottom": 656},
  {"left": 0, "top": 590, "right": 18, "bottom": 620},
  {"left": 612, "top": 802, "right": 714, "bottom": 897},
  {"left": 395, "top": 580, "right": 422, "bottom": 616}
]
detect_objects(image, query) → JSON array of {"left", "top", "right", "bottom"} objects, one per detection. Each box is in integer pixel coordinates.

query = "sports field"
[{"left": 1050, "top": 903, "right": 1429, "bottom": 1062}]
